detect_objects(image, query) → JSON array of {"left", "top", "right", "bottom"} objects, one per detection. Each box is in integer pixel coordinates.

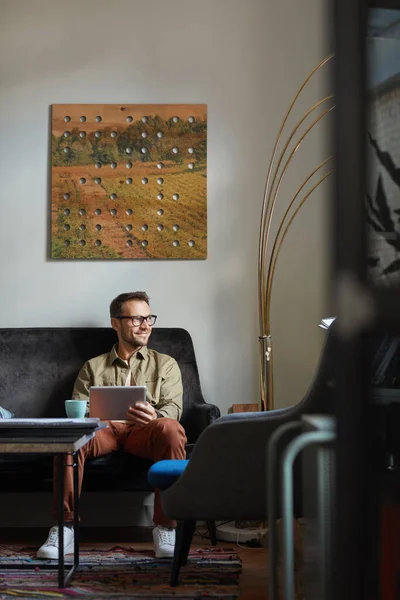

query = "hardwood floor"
[
  {"left": 233, "top": 542, "right": 268, "bottom": 599},
  {"left": 1, "top": 528, "right": 268, "bottom": 599},
  {"left": 192, "top": 533, "right": 268, "bottom": 599}
]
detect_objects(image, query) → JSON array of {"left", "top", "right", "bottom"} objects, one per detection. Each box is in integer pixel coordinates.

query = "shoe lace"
[
  {"left": 156, "top": 528, "right": 174, "bottom": 545},
  {"left": 47, "top": 527, "right": 59, "bottom": 546}
]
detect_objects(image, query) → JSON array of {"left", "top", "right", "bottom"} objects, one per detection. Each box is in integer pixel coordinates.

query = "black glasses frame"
[{"left": 116, "top": 315, "right": 157, "bottom": 326}]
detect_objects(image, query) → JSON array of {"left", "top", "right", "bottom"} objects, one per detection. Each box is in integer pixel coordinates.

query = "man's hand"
[{"left": 126, "top": 401, "right": 157, "bottom": 426}]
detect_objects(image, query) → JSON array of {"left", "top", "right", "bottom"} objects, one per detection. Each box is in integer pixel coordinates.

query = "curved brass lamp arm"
[
  {"left": 266, "top": 170, "right": 333, "bottom": 331},
  {"left": 261, "top": 105, "right": 335, "bottom": 331},
  {"left": 266, "top": 95, "right": 333, "bottom": 227},
  {"left": 258, "top": 53, "right": 334, "bottom": 331},
  {"left": 264, "top": 158, "right": 332, "bottom": 333},
  {"left": 259, "top": 96, "right": 333, "bottom": 331}
]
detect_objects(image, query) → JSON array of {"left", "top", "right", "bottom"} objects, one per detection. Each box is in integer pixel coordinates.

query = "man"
[{"left": 37, "top": 291, "right": 187, "bottom": 559}]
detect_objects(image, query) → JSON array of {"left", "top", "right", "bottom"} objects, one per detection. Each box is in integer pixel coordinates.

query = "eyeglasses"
[{"left": 116, "top": 315, "right": 157, "bottom": 327}]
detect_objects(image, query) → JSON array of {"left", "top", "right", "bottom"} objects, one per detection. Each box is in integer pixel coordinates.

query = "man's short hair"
[{"left": 110, "top": 292, "right": 150, "bottom": 319}]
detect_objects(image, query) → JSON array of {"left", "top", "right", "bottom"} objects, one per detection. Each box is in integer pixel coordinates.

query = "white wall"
[{"left": 0, "top": 0, "right": 330, "bottom": 413}]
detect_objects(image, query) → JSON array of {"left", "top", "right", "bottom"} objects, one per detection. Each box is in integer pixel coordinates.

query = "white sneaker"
[
  {"left": 153, "top": 525, "right": 176, "bottom": 558},
  {"left": 36, "top": 525, "right": 74, "bottom": 560}
]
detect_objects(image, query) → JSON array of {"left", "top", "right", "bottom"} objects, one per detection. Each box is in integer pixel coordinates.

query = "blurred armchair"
[{"left": 157, "top": 325, "right": 337, "bottom": 584}]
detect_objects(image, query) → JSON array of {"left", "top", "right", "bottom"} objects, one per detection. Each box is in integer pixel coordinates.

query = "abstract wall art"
[{"left": 51, "top": 104, "right": 207, "bottom": 259}]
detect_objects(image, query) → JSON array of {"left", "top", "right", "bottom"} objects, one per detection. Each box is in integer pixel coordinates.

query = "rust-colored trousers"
[{"left": 53, "top": 418, "right": 187, "bottom": 528}]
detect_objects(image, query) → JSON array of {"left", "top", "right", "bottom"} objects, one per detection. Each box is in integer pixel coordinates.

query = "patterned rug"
[{"left": 0, "top": 545, "right": 242, "bottom": 599}]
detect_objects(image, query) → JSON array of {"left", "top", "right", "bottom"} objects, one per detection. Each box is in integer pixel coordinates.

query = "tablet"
[{"left": 89, "top": 386, "right": 146, "bottom": 420}]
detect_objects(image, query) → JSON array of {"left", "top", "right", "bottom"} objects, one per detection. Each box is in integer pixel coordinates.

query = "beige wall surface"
[{"left": 0, "top": 0, "right": 330, "bottom": 413}]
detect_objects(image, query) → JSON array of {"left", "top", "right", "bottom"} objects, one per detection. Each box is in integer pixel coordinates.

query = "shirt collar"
[{"left": 109, "top": 343, "right": 148, "bottom": 365}]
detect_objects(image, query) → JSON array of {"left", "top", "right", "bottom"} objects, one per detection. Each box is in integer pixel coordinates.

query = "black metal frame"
[
  {"left": 2, "top": 451, "right": 80, "bottom": 588},
  {"left": 57, "top": 452, "right": 80, "bottom": 587},
  {"left": 332, "top": 1, "right": 369, "bottom": 593},
  {"left": 333, "top": 0, "right": 400, "bottom": 598}
]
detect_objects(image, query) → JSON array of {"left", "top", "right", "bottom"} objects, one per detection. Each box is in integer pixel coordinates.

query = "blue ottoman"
[{"left": 148, "top": 459, "right": 189, "bottom": 490}]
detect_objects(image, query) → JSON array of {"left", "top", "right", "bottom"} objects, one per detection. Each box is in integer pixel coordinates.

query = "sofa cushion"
[
  {"left": 0, "top": 452, "right": 154, "bottom": 492},
  {"left": 83, "top": 453, "right": 154, "bottom": 492}
]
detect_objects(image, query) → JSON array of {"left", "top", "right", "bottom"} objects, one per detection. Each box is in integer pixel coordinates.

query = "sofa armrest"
[
  {"left": 181, "top": 402, "right": 221, "bottom": 444},
  {"left": 191, "top": 402, "right": 221, "bottom": 427}
]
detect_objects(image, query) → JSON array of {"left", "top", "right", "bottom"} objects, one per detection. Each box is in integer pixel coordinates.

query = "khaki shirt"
[{"left": 72, "top": 344, "right": 183, "bottom": 420}]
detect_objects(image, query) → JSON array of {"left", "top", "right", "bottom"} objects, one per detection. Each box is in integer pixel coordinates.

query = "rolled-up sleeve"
[
  {"left": 156, "top": 358, "right": 183, "bottom": 421},
  {"left": 72, "top": 361, "right": 93, "bottom": 402}
]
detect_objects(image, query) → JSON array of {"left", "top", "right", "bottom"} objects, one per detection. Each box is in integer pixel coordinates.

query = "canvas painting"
[{"left": 51, "top": 104, "right": 207, "bottom": 259}]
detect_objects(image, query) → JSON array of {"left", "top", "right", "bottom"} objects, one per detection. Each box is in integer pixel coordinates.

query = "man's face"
[{"left": 112, "top": 300, "right": 153, "bottom": 348}]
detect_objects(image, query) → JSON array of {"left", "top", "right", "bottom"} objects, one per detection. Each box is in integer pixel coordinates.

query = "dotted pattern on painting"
[{"left": 51, "top": 104, "right": 207, "bottom": 259}]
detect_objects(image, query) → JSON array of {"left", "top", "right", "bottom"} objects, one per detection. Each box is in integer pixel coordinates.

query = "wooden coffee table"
[{"left": 0, "top": 418, "right": 106, "bottom": 587}]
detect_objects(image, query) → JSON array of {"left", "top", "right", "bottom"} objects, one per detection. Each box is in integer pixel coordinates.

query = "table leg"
[
  {"left": 57, "top": 454, "right": 65, "bottom": 588},
  {"left": 57, "top": 453, "right": 77, "bottom": 588},
  {"left": 73, "top": 451, "right": 80, "bottom": 567},
  {"left": 61, "top": 453, "right": 77, "bottom": 588}
]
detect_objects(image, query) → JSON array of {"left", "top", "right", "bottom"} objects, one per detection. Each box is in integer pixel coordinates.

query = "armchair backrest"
[{"left": 279, "top": 323, "right": 338, "bottom": 420}]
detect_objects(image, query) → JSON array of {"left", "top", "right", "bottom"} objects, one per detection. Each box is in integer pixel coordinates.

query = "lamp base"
[{"left": 215, "top": 522, "right": 267, "bottom": 544}]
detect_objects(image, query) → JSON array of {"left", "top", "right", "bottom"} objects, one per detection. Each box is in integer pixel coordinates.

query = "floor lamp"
[{"left": 258, "top": 54, "right": 335, "bottom": 411}]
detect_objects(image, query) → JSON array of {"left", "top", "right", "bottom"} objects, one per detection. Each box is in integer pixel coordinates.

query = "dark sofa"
[{"left": 0, "top": 327, "right": 220, "bottom": 498}]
